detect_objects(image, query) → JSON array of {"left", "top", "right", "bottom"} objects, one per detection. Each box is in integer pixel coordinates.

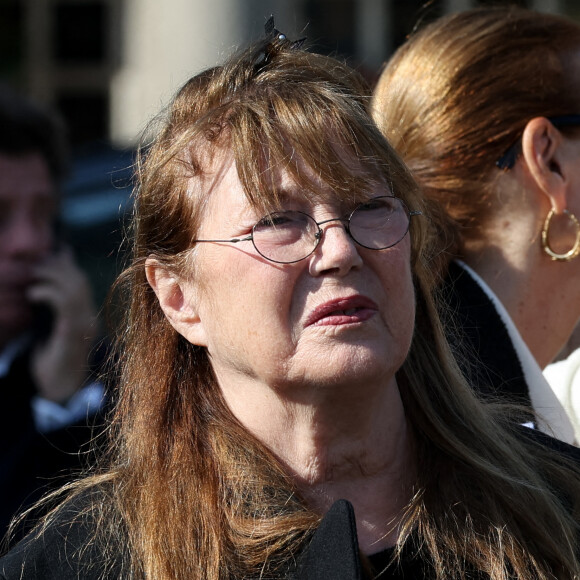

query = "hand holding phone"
[{"left": 27, "top": 246, "right": 98, "bottom": 403}]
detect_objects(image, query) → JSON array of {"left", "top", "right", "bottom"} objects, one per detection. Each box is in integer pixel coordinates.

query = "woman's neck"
[
  {"left": 462, "top": 245, "right": 580, "bottom": 367},
  {"left": 222, "top": 374, "right": 415, "bottom": 552}
]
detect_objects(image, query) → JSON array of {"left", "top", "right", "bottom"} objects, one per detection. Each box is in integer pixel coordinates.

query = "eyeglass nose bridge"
[{"left": 312, "top": 215, "right": 354, "bottom": 245}]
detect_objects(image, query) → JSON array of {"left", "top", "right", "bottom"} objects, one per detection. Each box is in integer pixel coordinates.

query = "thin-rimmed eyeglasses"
[{"left": 192, "top": 196, "right": 422, "bottom": 264}]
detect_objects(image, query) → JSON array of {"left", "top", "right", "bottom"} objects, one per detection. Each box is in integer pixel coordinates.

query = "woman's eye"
[
  {"left": 256, "top": 213, "right": 294, "bottom": 228},
  {"left": 357, "top": 197, "right": 394, "bottom": 212}
]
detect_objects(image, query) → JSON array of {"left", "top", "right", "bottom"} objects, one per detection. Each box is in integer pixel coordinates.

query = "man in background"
[{"left": 0, "top": 84, "right": 105, "bottom": 538}]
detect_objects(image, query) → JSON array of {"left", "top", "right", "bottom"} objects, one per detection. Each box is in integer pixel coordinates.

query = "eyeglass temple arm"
[
  {"left": 193, "top": 235, "right": 253, "bottom": 244},
  {"left": 496, "top": 114, "right": 580, "bottom": 171}
]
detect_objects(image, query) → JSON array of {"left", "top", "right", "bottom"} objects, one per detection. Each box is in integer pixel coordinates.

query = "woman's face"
[{"left": 178, "top": 151, "right": 416, "bottom": 400}]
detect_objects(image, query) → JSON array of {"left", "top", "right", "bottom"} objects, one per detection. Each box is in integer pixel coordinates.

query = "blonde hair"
[
  {"left": 372, "top": 6, "right": 580, "bottom": 262},
  {"left": 12, "top": 28, "right": 580, "bottom": 579}
]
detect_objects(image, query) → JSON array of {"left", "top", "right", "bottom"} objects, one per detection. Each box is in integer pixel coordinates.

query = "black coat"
[
  {"left": 0, "top": 494, "right": 436, "bottom": 579},
  {"left": 440, "top": 260, "right": 574, "bottom": 445},
  {"left": 0, "top": 345, "right": 108, "bottom": 541},
  {"left": 2, "top": 429, "right": 579, "bottom": 580},
  {"left": 440, "top": 261, "right": 532, "bottom": 406}
]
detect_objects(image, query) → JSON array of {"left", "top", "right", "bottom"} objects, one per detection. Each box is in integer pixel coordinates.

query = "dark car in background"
[{"left": 60, "top": 145, "right": 134, "bottom": 311}]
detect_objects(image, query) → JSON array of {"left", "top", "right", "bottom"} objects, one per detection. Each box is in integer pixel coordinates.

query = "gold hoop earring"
[{"left": 541, "top": 209, "right": 580, "bottom": 262}]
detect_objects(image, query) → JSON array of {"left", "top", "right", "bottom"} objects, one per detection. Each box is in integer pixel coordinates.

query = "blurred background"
[{"left": 1, "top": 0, "right": 579, "bottom": 309}]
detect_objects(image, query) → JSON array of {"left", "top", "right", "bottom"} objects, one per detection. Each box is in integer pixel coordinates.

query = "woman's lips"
[{"left": 305, "top": 296, "right": 378, "bottom": 327}]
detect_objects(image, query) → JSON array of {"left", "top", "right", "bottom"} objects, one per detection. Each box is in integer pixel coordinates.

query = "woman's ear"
[
  {"left": 521, "top": 117, "right": 567, "bottom": 213},
  {"left": 145, "top": 258, "right": 208, "bottom": 347}
]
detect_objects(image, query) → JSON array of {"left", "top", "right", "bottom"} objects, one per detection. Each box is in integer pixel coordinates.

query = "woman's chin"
[{"left": 284, "top": 344, "right": 404, "bottom": 392}]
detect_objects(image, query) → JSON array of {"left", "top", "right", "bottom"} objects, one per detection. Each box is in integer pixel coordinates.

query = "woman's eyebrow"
[{"left": 261, "top": 187, "right": 305, "bottom": 209}]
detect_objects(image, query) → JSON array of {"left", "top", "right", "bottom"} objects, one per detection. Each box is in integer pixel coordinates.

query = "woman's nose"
[{"left": 308, "top": 220, "right": 363, "bottom": 276}]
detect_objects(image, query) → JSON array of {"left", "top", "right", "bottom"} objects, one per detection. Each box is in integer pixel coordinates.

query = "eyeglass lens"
[{"left": 251, "top": 196, "right": 411, "bottom": 264}]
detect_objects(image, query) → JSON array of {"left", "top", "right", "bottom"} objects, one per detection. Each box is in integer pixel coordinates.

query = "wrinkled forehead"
[
  {"left": 190, "top": 131, "right": 393, "bottom": 219},
  {"left": 275, "top": 148, "right": 392, "bottom": 203}
]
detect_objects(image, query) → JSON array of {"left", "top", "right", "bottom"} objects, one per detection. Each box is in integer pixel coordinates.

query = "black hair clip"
[
  {"left": 264, "top": 15, "right": 285, "bottom": 43},
  {"left": 253, "top": 16, "right": 306, "bottom": 74}
]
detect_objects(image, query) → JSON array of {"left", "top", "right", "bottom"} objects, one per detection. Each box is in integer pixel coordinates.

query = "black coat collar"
[{"left": 440, "top": 261, "right": 531, "bottom": 408}]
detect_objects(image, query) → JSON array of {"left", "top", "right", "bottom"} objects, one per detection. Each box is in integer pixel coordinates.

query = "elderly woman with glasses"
[
  {"left": 2, "top": 20, "right": 580, "bottom": 580},
  {"left": 372, "top": 6, "right": 580, "bottom": 444}
]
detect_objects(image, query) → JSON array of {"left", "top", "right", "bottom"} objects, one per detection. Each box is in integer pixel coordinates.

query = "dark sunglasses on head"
[{"left": 496, "top": 114, "right": 580, "bottom": 170}]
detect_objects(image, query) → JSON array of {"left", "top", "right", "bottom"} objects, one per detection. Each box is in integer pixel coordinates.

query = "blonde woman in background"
[{"left": 372, "top": 6, "right": 580, "bottom": 443}]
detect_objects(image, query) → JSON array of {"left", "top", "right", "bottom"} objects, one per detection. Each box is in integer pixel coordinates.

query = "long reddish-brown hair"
[{"left": 106, "top": 34, "right": 432, "bottom": 579}]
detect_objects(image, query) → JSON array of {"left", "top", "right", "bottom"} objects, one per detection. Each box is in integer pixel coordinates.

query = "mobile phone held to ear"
[
  {"left": 31, "top": 223, "right": 64, "bottom": 344},
  {"left": 32, "top": 301, "right": 55, "bottom": 344}
]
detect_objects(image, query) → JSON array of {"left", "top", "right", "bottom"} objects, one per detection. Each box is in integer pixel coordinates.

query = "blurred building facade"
[{"left": 1, "top": 0, "right": 579, "bottom": 148}]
